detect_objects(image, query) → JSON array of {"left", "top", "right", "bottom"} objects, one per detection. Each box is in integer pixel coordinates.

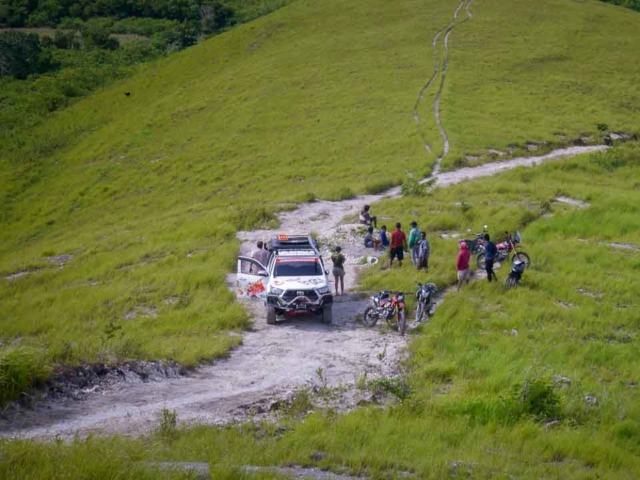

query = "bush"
[
  {"left": 509, "top": 378, "right": 562, "bottom": 422},
  {"left": 401, "top": 172, "right": 426, "bottom": 197}
]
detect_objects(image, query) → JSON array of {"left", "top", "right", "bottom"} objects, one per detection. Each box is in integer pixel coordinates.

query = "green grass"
[
  {"left": 438, "top": 0, "right": 640, "bottom": 169},
  {"left": 3, "top": 145, "right": 638, "bottom": 477},
  {"left": 0, "top": 0, "right": 639, "bottom": 412}
]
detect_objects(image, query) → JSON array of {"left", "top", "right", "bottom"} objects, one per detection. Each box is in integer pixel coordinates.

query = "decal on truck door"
[{"left": 236, "top": 256, "right": 267, "bottom": 299}]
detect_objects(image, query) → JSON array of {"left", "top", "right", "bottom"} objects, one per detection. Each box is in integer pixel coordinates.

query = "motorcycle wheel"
[
  {"left": 503, "top": 276, "right": 519, "bottom": 290},
  {"left": 426, "top": 299, "right": 434, "bottom": 318},
  {"left": 476, "top": 253, "right": 486, "bottom": 270},
  {"left": 398, "top": 311, "right": 406, "bottom": 336},
  {"left": 511, "top": 252, "right": 531, "bottom": 269},
  {"left": 415, "top": 301, "right": 425, "bottom": 323},
  {"left": 362, "top": 307, "right": 379, "bottom": 327}
]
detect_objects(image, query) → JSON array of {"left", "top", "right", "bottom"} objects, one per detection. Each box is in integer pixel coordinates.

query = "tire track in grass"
[{"left": 413, "top": 0, "right": 474, "bottom": 174}]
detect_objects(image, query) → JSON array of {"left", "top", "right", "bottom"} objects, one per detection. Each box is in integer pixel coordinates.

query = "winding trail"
[
  {"left": 0, "top": 145, "right": 606, "bottom": 440},
  {"left": 413, "top": 0, "right": 474, "bottom": 174}
]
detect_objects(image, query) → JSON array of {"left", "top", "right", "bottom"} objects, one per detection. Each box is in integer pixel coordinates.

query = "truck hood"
[{"left": 271, "top": 276, "right": 328, "bottom": 290}]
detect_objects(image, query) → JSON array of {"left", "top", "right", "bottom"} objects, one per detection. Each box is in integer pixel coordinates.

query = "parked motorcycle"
[
  {"left": 415, "top": 282, "right": 438, "bottom": 322},
  {"left": 477, "top": 231, "right": 531, "bottom": 270},
  {"left": 363, "top": 291, "right": 407, "bottom": 336},
  {"left": 461, "top": 225, "right": 487, "bottom": 254},
  {"left": 504, "top": 257, "right": 527, "bottom": 290}
]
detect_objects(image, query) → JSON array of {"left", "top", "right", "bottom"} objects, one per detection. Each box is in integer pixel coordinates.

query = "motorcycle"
[
  {"left": 461, "top": 225, "right": 487, "bottom": 254},
  {"left": 477, "top": 231, "right": 531, "bottom": 270},
  {"left": 504, "top": 257, "right": 527, "bottom": 290},
  {"left": 415, "top": 282, "right": 438, "bottom": 322},
  {"left": 363, "top": 291, "right": 407, "bottom": 336}
]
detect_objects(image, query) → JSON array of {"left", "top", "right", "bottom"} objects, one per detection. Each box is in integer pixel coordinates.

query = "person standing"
[
  {"left": 251, "top": 241, "right": 269, "bottom": 271},
  {"left": 408, "top": 221, "right": 421, "bottom": 267},
  {"left": 389, "top": 222, "right": 407, "bottom": 268},
  {"left": 417, "top": 231, "right": 430, "bottom": 270},
  {"left": 379, "top": 225, "right": 390, "bottom": 251},
  {"left": 331, "top": 246, "right": 346, "bottom": 296},
  {"left": 483, "top": 233, "right": 498, "bottom": 282},
  {"left": 456, "top": 241, "right": 471, "bottom": 290}
]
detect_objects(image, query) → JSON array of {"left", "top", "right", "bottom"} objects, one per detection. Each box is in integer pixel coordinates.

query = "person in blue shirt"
[
  {"left": 379, "top": 225, "right": 390, "bottom": 251},
  {"left": 484, "top": 233, "right": 498, "bottom": 282}
]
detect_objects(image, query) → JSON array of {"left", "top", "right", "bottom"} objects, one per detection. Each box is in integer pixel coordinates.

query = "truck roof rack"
[{"left": 268, "top": 235, "right": 319, "bottom": 255}]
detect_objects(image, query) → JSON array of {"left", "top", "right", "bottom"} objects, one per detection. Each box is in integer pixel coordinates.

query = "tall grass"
[{"left": 0, "top": 346, "right": 50, "bottom": 404}]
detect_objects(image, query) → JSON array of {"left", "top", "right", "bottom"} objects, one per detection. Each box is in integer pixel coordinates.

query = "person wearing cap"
[
  {"left": 331, "top": 246, "right": 346, "bottom": 296},
  {"left": 408, "top": 220, "right": 421, "bottom": 267},
  {"left": 456, "top": 241, "right": 471, "bottom": 290}
]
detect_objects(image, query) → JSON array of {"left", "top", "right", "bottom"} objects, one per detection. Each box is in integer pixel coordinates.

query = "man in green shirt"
[{"left": 408, "top": 221, "right": 421, "bottom": 267}]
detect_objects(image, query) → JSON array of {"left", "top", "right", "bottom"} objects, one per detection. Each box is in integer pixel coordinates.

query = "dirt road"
[{"left": 0, "top": 145, "right": 605, "bottom": 440}]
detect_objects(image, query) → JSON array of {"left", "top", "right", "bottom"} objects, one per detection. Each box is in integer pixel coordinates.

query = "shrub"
[
  {"left": 401, "top": 172, "right": 426, "bottom": 197},
  {"left": 510, "top": 378, "right": 562, "bottom": 423}
]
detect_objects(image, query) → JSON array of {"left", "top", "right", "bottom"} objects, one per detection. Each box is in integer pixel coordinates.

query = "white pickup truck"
[{"left": 236, "top": 235, "right": 334, "bottom": 324}]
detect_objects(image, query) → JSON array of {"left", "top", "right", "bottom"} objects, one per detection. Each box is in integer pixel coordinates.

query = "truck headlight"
[
  {"left": 269, "top": 286, "right": 284, "bottom": 295},
  {"left": 317, "top": 286, "right": 330, "bottom": 294}
]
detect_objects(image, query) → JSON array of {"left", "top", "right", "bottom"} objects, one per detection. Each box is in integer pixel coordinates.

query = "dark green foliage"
[
  {"left": 0, "top": 30, "right": 51, "bottom": 78},
  {"left": 599, "top": 0, "right": 640, "bottom": 12},
  {"left": 510, "top": 378, "right": 562, "bottom": 423},
  {"left": 369, "top": 377, "right": 410, "bottom": 400}
]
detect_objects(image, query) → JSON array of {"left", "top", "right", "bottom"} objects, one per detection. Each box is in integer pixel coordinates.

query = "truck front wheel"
[
  {"left": 267, "top": 307, "right": 277, "bottom": 325},
  {"left": 322, "top": 306, "right": 333, "bottom": 324}
]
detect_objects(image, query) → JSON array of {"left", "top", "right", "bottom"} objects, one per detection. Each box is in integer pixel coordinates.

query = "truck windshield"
[{"left": 274, "top": 261, "right": 322, "bottom": 277}]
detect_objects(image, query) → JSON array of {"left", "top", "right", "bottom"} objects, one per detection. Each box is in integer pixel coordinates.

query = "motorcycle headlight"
[
  {"left": 269, "top": 286, "right": 284, "bottom": 295},
  {"left": 317, "top": 286, "right": 330, "bottom": 294}
]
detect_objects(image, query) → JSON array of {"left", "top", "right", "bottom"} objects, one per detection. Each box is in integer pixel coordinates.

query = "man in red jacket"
[{"left": 456, "top": 242, "right": 471, "bottom": 290}]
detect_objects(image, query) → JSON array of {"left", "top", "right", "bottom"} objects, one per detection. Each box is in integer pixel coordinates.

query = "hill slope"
[{"left": 1, "top": 0, "right": 639, "bottom": 400}]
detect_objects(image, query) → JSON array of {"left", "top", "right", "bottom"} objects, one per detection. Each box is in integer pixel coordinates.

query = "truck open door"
[{"left": 236, "top": 256, "right": 268, "bottom": 299}]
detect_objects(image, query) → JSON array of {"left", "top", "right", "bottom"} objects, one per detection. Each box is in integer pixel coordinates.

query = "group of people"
[
  {"left": 359, "top": 206, "right": 430, "bottom": 270},
  {"left": 455, "top": 233, "right": 499, "bottom": 290},
  {"left": 248, "top": 204, "right": 502, "bottom": 300}
]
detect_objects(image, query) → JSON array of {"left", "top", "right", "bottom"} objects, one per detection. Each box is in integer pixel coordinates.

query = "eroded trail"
[
  {"left": 414, "top": 0, "right": 474, "bottom": 173},
  {"left": 0, "top": 146, "right": 605, "bottom": 440}
]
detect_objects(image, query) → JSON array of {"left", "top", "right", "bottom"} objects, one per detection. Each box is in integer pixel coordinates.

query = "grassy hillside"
[
  {"left": 3, "top": 144, "right": 639, "bottom": 478},
  {"left": 1, "top": 0, "right": 639, "bottom": 400},
  {"left": 438, "top": 0, "right": 640, "bottom": 168}
]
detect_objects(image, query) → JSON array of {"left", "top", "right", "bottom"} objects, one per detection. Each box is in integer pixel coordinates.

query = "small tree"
[{"left": 0, "top": 31, "right": 52, "bottom": 79}]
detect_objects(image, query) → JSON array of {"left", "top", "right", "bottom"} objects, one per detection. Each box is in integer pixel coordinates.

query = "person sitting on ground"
[
  {"left": 389, "top": 222, "right": 407, "bottom": 268},
  {"left": 379, "top": 225, "right": 390, "bottom": 251},
  {"left": 364, "top": 226, "right": 381, "bottom": 250},
  {"left": 251, "top": 241, "right": 269, "bottom": 272},
  {"left": 364, "top": 226, "right": 375, "bottom": 248},
  {"left": 417, "top": 231, "right": 430, "bottom": 270},
  {"left": 331, "top": 246, "right": 346, "bottom": 296},
  {"left": 359, "top": 205, "right": 377, "bottom": 228},
  {"left": 456, "top": 241, "right": 471, "bottom": 290}
]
